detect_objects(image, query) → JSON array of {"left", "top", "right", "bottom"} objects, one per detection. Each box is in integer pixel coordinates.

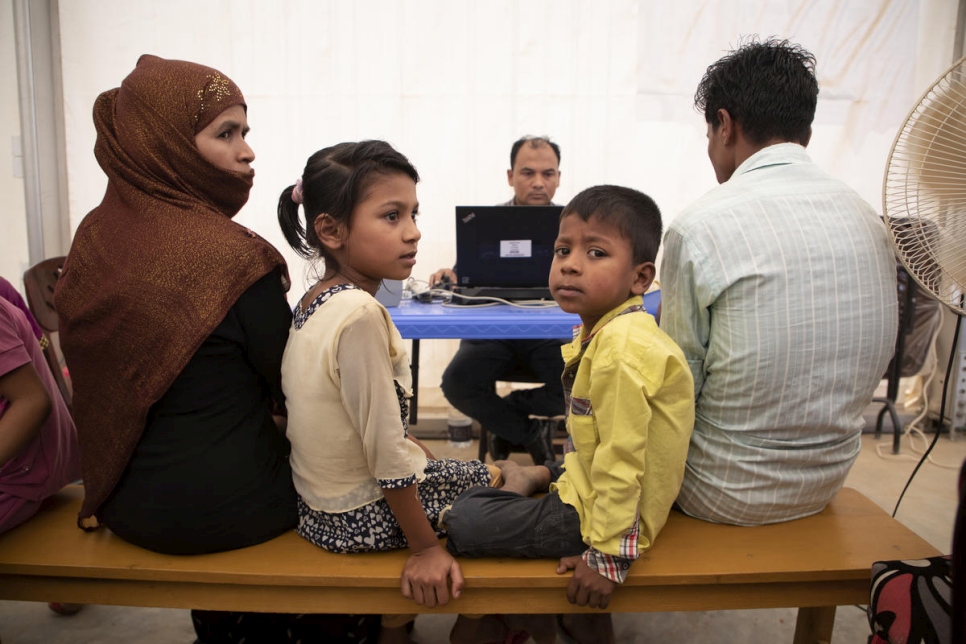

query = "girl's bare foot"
[
  {"left": 494, "top": 460, "right": 551, "bottom": 496},
  {"left": 379, "top": 615, "right": 415, "bottom": 643},
  {"left": 450, "top": 614, "right": 500, "bottom": 643},
  {"left": 558, "top": 613, "right": 616, "bottom": 644},
  {"left": 450, "top": 614, "right": 525, "bottom": 644}
]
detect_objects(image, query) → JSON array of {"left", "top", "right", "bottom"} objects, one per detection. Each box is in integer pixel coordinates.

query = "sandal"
[{"left": 47, "top": 602, "right": 84, "bottom": 616}]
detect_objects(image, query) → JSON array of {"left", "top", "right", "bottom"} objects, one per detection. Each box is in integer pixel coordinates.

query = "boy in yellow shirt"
[{"left": 443, "top": 185, "right": 695, "bottom": 641}]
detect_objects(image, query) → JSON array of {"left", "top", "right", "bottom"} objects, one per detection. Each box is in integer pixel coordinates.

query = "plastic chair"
[
  {"left": 22, "top": 256, "right": 72, "bottom": 409},
  {"left": 872, "top": 263, "right": 943, "bottom": 454}
]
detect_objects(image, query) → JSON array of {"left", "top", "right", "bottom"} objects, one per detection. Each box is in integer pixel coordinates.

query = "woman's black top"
[{"left": 100, "top": 272, "right": 297, "bottom": 554}]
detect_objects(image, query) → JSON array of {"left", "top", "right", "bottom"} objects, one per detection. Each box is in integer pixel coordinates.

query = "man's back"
[{"left": 661, "top": 143, "right": 898, "bottom": 525}]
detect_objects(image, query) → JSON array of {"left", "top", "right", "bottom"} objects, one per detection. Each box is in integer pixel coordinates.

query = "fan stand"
[{"left": 872, "top": 277, "right": 916, "bottom": 454}]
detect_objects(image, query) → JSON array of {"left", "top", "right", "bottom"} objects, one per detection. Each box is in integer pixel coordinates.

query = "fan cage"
[{"left": 883, "top": 54, "right": 966, "bottom": 316}]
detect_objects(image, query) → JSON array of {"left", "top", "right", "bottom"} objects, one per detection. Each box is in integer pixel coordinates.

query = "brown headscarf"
[{"left": 54, "top": 55, "right": 288, "bottom": 527}]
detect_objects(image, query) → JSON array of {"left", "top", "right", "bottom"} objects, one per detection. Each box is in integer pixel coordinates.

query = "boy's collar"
[{"left": 577, "top": 296, "right": 645, "bottom": 345}]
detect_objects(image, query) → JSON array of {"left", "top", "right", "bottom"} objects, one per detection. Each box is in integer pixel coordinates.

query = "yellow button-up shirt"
[{"left": 553, "top": 297, "right": 694, "bottom": 572}]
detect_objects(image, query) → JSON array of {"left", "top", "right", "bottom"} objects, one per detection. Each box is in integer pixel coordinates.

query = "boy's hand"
[
  {"left": 400, "top": 544, "right": 464, "bottom": 607},
  {"left": 556, "top": 555, "right": 616, "bottom": 609}
]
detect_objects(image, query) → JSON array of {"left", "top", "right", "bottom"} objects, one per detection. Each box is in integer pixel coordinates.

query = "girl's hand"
[
  {"left": 400, "top": 544, "right": 464, "bottom": 607},
  {"left": 382, "top": 485, "right": 458, "bottom": 605},
  {"left": 407, "top": 434, "right": 436, "bottom": 460}
]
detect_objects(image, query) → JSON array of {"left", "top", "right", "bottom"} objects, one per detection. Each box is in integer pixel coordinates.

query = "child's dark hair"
[
  {"left": 560, "top": 185, "right": 661, "bottom": 264},
  {"left": 694, "top": 37, "right": 818, "bottom": 146},
  {"left": 277, "top": 140, "right": 419, "bottom": 269}
]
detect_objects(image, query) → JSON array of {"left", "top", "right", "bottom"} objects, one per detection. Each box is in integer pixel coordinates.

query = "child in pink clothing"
[{"left": 0, "top": 293, "right": 80, "bottom": 533}]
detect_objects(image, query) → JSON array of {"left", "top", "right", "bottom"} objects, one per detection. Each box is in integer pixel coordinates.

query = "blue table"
[
  {"left": 389, "top": 300, "right": 580, "bottom": 340},
  {"left": 386, "top": 291, "right": 660, "bottom": 424}
]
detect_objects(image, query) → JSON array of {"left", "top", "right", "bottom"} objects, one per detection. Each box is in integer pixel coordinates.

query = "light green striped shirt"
[{"left": 660, "top": 143, "right": 897, "bottom": 525}]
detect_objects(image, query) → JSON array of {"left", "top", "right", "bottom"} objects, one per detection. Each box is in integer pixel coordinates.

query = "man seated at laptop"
[{"left": 428, "top": 135, "right": 566, "bottom": 464}]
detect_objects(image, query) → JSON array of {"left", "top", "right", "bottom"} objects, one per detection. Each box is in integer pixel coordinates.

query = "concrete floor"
[{"left": 1, "top": 413, "right": 964, "bottom": 643}]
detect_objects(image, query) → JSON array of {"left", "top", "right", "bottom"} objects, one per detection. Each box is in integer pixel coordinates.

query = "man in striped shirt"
[{"left": 660, "top": 37, "right": 898, "bottom": 526}]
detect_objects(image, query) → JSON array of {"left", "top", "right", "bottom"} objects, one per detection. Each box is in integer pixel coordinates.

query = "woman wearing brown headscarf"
[
  {"left": 56, "top": 55, "right": 382, "bottom": 643},
  {"left": 55, "top": 54, "right": 298, "bottom": 556}
]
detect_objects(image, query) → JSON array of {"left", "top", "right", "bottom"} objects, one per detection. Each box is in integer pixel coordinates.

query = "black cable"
[{"left": 892, "top": 312, "right": 962, "bottom": 517}]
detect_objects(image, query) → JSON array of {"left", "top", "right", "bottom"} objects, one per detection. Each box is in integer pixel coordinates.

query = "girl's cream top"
[{"left": 282, "top": 287, "right": 427, "bottom": 513}]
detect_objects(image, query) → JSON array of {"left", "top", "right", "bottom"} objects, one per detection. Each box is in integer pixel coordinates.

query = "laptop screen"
[{"left": 454, "top": 205, "right": 564, "bottom": 289}]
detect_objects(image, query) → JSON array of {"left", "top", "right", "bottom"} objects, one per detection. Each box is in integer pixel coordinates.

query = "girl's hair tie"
[{"left": 291, "top": 178, "right": 304, "bottom": 205}]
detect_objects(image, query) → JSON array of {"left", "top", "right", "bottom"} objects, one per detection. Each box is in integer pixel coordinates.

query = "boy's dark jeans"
[{"left": 443, "top": 487, "right": 585, "bottom": 558}]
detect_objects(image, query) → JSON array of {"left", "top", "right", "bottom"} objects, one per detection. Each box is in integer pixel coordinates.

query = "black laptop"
[{"left": 453, "top": 205, "right": 563, "bottom": 301}]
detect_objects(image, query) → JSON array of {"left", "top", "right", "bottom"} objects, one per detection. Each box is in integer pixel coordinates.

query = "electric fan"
[
  {"left": 883, "top": 55, "right": 966, "bottom": 315},
  {"left": 882, "top": 54, "right": 966, "bottom": 467}
]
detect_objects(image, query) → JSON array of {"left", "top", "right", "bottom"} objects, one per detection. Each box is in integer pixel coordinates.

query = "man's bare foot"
[
  {"left": 494, "top": 460, "right": 551, "bottom": 496},
  {"left": 377, "top": 624, "right": 412, "bottom": 644}
]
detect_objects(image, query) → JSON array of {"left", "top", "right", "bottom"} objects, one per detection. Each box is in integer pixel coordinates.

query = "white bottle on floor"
[{"left": 447, "top": 408, "right": 473, "bottom": 448}]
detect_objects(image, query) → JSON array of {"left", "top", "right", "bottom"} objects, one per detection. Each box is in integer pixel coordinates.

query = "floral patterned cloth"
[
  {"left": 297, "top": 458, "right": 491, "bottom": 553},
  {"left": 868, "top": 555, "right": 951, "bottom": 644},
  {"left": 293, "top": 283, "right": 491, "bottom": 553}
]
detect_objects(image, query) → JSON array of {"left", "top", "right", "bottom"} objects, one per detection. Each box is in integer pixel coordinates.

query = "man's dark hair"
[
  {"left": 560, "top": 185, "right": 662, "bottom": 264},
  {"left": 695, "top": 37, "right": 818, "bottom": 146},
  {"left": 510, "top": 135, "right": 561, "bottom": 168}
]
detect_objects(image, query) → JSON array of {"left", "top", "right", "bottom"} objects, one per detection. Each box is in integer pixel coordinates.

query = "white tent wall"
[
  {"left": 0, "top": 3, "right": 30, "bottom": 287},
  {"left": 2, "top": 0, "right": 962, "bottom": 415}
]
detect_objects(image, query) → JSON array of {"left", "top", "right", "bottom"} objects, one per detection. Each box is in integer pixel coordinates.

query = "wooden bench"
[{"left": 0, "top": 485, "right": 940, "bottom": 643}]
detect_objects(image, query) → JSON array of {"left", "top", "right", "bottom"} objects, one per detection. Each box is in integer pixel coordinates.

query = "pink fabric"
[
  {"left": 0, "top": 494, "right": 41, "bottom": 534},
  {"left": 0, "top": 297, "right": 80, "bottom": 533},
  {"left": 0, "top": 277, "right": 43, "bottom": 341}
]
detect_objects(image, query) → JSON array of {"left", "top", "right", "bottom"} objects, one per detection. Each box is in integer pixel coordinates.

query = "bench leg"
[{"left": 793, "top": 606, "right": 836, "bottom": 644}]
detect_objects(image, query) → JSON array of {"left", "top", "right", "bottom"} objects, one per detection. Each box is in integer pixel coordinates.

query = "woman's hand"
[
  {"left": 0, "top": 362, "right": 52, "bottom": 467},
  {"left": 400, "top": 543, "right": 464, "bottom": 607}
]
